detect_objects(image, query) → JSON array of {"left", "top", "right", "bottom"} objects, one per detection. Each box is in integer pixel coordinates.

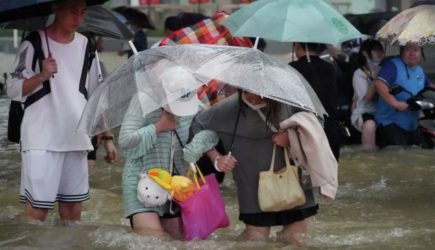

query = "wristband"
[
  {"left": 102, "top": 135, "right": 114, "bottom": 141},
  {"left": 213, "top": 155, "right": 222, "bottom": 172}
]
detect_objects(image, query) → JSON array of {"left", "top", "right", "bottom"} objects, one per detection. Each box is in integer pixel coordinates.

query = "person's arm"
[
  {"left": 184, "top": 111, "right": 236, "bottom": 172},
  {"left": 118, "top": 99, "right": 175, "bottom": 160},
  {"left": 22, "top": 55, "right": 56, "bottom": 96},
  {"left": 98, "top": 130, "right": 119, "bottom": 164},
  {"left": 204, "top": 148, "right": 237, "bottom": 173},
  {"left": 353, "top": 69, "right": 370, "bottom": 102},
  {"left": 272, "top": 130, "right": 289, "bottom": 147},
  {"left": 375, "top": 79, "right": 408, "bottom": 111},
  {"left": 7, "top": 41, "right": 56, "bottom": 100}
]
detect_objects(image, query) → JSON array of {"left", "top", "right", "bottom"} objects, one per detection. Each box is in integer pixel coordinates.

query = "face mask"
[
  {"left": 368, "top": 58, "right": 381, "bottom": 66},
  {"left": 242, "top": 94, "right": 268, "bottom": 110}
]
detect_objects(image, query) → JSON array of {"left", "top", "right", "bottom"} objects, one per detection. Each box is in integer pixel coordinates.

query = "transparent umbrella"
[{"left": 78, "top": 44, "right": 326, "bottom": 135}]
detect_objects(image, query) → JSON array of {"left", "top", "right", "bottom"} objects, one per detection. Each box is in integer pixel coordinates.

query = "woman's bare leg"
[
  {"left": 131, "top": 212, "right": 171, "bottom": 240},
  {"left": 277, "top": 219, "right": 309, "bottom": 246},
  {"left": 361, "top": 120, "right": 377, "bottom": 150},
  {"left": 239, "top": 224, "right": 271, "bottom": 241}
]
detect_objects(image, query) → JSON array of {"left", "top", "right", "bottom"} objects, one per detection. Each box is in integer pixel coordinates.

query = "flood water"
[{"left": 1, "top": 53, "right": 435, "bottom": 249}]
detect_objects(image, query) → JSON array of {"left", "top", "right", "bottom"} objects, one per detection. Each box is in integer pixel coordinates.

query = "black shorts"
[
  {"left": 362, "top": 113, "right": 375, "bottom": 123},
  {"left": 239, "top": 205, "right": 318, "bottom": 227},
  {"left": 87, "top": 137, "right": 99, "bottom": 160}
]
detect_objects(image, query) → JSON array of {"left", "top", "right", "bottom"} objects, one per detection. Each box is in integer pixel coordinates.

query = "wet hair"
[
  {"left": 164, "top": 16, "right": 183, "bottom": 32},
  {"left": 357, "top": 39, "right": 384, "bottom": 68}
]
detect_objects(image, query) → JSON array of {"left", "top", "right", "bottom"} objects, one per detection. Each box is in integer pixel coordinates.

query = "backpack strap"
[
  {"left": 79, "top": 34, "right": 97, "bottom": 99},
  {"left": 23, "top": 31, "right": 51, "bottom": 109}
]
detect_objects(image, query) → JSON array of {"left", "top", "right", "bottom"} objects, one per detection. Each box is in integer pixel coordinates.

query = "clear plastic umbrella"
[{"left": 78, "top": 44, "right": 326, "bottom": 135}]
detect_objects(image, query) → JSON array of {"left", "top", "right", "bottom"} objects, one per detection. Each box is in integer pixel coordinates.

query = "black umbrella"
[
  {"left": 0, "top": 0, "right": 108, "bottom": 23},
  {"left": 0, "top": 5, "right": 134, "bottom": 40},
  {"left": 345, "top": 11, "right": 398, "bottom": 36},
  {"left": 113, "top": 6, "right": 155, "bottom": 30}
]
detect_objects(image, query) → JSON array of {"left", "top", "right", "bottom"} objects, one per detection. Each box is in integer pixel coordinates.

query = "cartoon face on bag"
[{"left": 137, "top": 173, "right": 170, "bottom": 207}]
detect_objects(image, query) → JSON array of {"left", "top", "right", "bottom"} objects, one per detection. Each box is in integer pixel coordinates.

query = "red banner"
[
  {"left": 139, "top": 0, "right": 160, "bottom": 5},
  {"left": 189, "top": 0, "right": 210, "bottom": 3}
]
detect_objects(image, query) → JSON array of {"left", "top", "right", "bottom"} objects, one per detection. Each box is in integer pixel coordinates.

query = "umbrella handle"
[
  {"left": 128, "top": 40, "right": 138, "bottom": 55},
  {"left": 253, "top": 37, "right": 259, "bottom": 49},
  {"left": 94, "top": 51, "right": 103, "bottom": 82}
]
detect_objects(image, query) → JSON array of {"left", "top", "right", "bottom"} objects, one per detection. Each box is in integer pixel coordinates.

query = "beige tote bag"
[{"left": 258, "top": 145, "right": 306, "bottom": 212}]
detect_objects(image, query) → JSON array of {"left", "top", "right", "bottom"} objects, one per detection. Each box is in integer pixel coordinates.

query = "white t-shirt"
[
  {"left": 7, "top": 31, "right": 99, "bottom": 151},
  {"left": 351, "top": 68, "right": 377, "bottom": 131}
]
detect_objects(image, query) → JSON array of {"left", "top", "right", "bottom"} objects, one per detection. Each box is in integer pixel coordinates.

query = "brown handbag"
[{"left": 258, "top": 145, "right": 306, "bottom": 212}]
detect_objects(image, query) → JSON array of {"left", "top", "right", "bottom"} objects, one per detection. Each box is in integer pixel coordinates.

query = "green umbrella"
[{"left": 223, "top": 0, "right": 362, "bottom": 44}]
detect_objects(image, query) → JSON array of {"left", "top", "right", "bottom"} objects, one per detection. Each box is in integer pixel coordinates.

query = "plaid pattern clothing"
[
  {"left": 159, "top": 11, "right": 252, "bottom": 106},
  {"left": 159, "top": 11, "right": 252, "bottom": 47}
]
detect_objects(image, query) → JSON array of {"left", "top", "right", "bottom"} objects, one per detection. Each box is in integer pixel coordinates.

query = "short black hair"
[
  {"left": 357, "top": 39, "right": 384, "bottom": 68},
  {"left": 164, "top": 16, "right": 183, "bottom": 32},
  {"left": 297, "top": 42, "right": 324, "bottom": 53}
]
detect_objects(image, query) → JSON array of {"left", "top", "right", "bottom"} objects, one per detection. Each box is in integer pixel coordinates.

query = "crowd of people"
[
  {"left": 333, "top": 39, "right": 434, "bottom": 150},
  {"left": 4, "top": 0, "right": 434, "bottom": 246}
]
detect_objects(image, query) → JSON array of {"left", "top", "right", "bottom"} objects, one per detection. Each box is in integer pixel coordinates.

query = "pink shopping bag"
[{"left": 178, "top": 168, "right": 229, "bottom": 240}]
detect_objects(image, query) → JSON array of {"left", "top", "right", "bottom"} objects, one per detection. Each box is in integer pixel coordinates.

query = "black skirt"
[{"left": 239, "top": 205, "right": 318, "bottom": 227}]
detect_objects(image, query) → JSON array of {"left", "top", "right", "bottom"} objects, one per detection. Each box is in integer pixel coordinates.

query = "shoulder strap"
[
  {"left": 79, "top": 35, "right": 96, "bottom": 99},
  {"left": 23, "top": 31, "right": 51, "bottom": 109}
]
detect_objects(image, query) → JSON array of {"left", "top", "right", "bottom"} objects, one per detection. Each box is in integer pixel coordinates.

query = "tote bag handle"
[
  {"left": 269, "top": 145, "right": 291, "bottom": 172},
  {"left": 189, "top": 163, "right": 206, "bottom": 188}
]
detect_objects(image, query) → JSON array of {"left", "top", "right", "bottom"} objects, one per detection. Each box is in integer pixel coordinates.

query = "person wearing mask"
[
  {"left": 289, "top": 42, "right": 341, "bottom": 160},
  {"left": 183, "top": 90, "right": 320, "bottom": 245},
  {"left": 374, "top": 43, "right": 434, "bottom": 148},
  {"left": 118, "top": 66, "right": 204, "bottom": 239},
  {"left": 7, "top": 0, "right": 118, "bottom": 222},
  {"left": 351, "top": 39, "right": 384, "bottom": 149}
]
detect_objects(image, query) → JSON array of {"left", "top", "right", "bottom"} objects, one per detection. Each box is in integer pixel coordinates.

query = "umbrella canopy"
[
  {"left": 0, "top": 0, "right": 108, "bottom": 23},
  {"left": 159, "top": 11, "right": 252, "bottom": 107},
  {"left": 223, "top": 0, "right": 362, "bottom": 44},
  {"left": 376, "top": 5, "right": 435, "bottom": 46},
  {"left": 77, "top": 44, "right": 326, "bottom": 135},
  {"left": 159, "top": 11, "right": 252, "bottom": 47},
  {"left": 0, "top": 5, "right": 134, "bottom": 40},
  {"left": 113, "top": 6, "right": 155, "bottom": 30}
]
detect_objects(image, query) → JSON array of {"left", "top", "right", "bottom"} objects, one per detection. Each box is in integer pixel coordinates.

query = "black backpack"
[{"left": 7, "top": 31, "right": 96, "bottom": 144}]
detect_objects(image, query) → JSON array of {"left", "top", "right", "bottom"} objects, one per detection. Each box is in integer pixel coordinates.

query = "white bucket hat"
[{"left": 161, "top": 66, "right": 200, "bottom": 117}]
